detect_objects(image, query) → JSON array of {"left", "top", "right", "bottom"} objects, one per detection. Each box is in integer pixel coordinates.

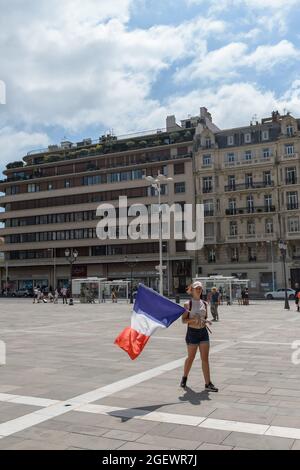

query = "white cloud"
[
  {"left": 0, "top": 128, "right": 50, "bottom": 168},
  {"left": 163, "top": 81, "right": 299, "bottom": 130},
  {"left": 175, "top": 40, "right": 300, "bottom": 82}
]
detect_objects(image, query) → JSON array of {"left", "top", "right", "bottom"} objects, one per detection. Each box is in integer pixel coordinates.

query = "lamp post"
[
  {"left": 48, "top": 248, "right": 56, "bottom": 292},
  {"left": 278, "top": 240, "right": 290, "bottom": 310},
  {"left": 266, "top": 240, "right": 275, "bottom": 292},
  {"left": 143, "top": 173, "right": 173, "bottom": 295},
  {"left": 65, "top": 248, "right": 78, "bottom": 306},
  {"left": 124, "top": 255, "right": 138, "bottom": 303}
]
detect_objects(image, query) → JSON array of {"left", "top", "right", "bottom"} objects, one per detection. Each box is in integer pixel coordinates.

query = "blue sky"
[{"left": 0, "top": 0, "right": 300, "bottom": 172}]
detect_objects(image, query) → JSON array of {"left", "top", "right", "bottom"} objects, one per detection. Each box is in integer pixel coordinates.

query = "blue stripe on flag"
[{"left": 133, "top": 284, "right": 185, "bottom": 327}]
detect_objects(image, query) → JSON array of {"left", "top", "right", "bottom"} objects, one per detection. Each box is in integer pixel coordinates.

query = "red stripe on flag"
[{"left": 114, "top": 327, "right": 150, "bottom": 360}]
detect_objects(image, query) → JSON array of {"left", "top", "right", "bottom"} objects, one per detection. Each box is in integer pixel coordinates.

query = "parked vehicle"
[
  {"left": 12, "top": 289, "right": 33, "bottom": 297},
  {"left": 264, "top": 288, "right": 295, "bottom": 300}
]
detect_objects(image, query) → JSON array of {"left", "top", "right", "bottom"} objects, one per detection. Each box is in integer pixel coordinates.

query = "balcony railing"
[
  {"left": 225, "top": 206, "right": 275, "bottom": 215},
  {"left": 287, "top": 203, "right": 299, "bottom": 210},
  {"left": 203, "top": 187, "right": 213, "bottom": 193},
  {"left": 285, "top": 177, "right": 298, "bottom": 185},
  {"left": 224, "top": 181, "right": 274, "bottom": 192},
  {"left": 283, "top": 152, "right": 298, "bottom": 159},
  {"left": 204, "top": 210, "right": 214, "bottom": 217}
]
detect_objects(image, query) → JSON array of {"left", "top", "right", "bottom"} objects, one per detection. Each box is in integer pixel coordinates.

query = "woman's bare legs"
[
  {"left": 199, "top": 342, "right": 211, "bottom": 385},
  {"left": 183, "top": 345, "right": 198, "bottom": 377}
]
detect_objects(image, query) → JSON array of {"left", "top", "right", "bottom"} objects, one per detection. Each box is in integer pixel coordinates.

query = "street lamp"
[
  {"left": 266, "top": 240, "right": 275, "bottom": 292},
  {"left": 143, "top": 173, "right": 173, "bottom": 295},
  {"left": 124, "top": 255, "right": 138, "bottom": 303},
  {"left": 65, "top": 248, "right": 78, "bottom": 306},
  {"left": 48, "top": 248, "right": 56, "bottom": 292},
  {"left": 278, "top": 240, "right": 290, "bottom": 310}
]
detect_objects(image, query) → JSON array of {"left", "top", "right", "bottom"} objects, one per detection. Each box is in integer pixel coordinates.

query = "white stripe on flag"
[{"left": 131, "top": 310, "right": 166, "bottom": 337}]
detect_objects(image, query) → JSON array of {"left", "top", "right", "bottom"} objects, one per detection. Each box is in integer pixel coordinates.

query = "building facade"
[
  {"left": 0, "top": 108, "right": 300, "bottom": 296},
  {"left": 195, "top": 109, "right": 300, "bottom": 295},
  {"left": 0, "top": 118, "right": 197, "bottom": 294}
]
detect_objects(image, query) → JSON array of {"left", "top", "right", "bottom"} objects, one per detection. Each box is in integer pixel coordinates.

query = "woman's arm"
[{"left": 182, "top": 302, "right": 198, "bottom": 325}]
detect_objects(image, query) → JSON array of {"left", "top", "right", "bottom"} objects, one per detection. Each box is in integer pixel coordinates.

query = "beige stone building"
[{"left": 195, "top": 109, "right": 300, "bottom": 295}]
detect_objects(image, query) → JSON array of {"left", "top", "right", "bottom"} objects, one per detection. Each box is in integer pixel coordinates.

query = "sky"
[{"left": 0, "top": 0, "right": 300, "bottom": 172}]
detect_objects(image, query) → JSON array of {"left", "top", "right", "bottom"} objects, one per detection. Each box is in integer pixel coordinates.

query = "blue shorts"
[{"left": 185, "top": 326, "right": 209, "bottom": 345}]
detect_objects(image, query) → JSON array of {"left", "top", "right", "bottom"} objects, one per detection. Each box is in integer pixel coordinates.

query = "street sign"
[{"left": 155, "top": 265, "right": 167, "bottom": 271}]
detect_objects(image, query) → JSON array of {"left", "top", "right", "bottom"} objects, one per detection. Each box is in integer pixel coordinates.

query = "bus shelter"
[
  {"left": 72, "top": 278, "right": 130, "bottom": 303},
  {"left": 194, "top": 276, "right": 249, "bottom": 304}
]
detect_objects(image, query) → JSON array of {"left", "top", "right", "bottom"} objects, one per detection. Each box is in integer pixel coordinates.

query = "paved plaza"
[{"left": 0, "top": 297, "right": 300, "bottom": 450}]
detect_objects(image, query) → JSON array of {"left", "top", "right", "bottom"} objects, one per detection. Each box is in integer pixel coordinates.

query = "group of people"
[{"left": 33, "top": 286, "right": 68, "bottom": 304}]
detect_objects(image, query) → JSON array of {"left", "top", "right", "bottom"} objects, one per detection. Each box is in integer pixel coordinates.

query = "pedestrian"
[
  {"left": 180, "top": 281, "right": 218, "bottom": 392},
  {"left": 295, "top": 283, "right": 300, "bottom": 312},
  {"left": 48, "top": 291, "right": 54, "bottom": 303},
  {"left": 244, "top": 287, "right": 249, "bottom": 305},
  {"left": 62, "top": 286, "right": 68, "bottom": 305},
  {"left": 208, "top": 287, "right": 220, "bottom": 321},
  {"left": 33, "top": 286, "right": 38, "bottom": 304},
  {"left": 54, "top": 288, "right": 59, "bottom": 304},
  {"left": 111, "top": 288, "right": 117, "bottom": 303},
  {"left": 236, "top": 286, "right": 242, "bottom": 305}
]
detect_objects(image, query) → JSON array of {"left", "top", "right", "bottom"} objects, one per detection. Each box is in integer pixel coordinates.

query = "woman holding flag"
[{"left": 180, "top": 281, "right": 218, "bottom": 392}]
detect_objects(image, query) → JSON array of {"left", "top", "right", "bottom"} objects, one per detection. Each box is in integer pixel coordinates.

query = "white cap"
[{"left": 192, "top": 281, "right": 203, "bottom": 289}]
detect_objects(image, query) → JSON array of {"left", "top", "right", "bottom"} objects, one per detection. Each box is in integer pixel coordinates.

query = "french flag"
[{"left": 114, "top": 284, "right": 185, "bottom": 360}]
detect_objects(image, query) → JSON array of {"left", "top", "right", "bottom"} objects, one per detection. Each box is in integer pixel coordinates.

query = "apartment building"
[
  {"left": 195, "top": 109, "right": 300, "bottom": 295},
  {"left": 0, "top": 116, "right": 199, "bottom": 294}
]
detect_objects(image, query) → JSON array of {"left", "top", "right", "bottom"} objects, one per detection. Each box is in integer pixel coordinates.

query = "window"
[
  {"left": 28, "top": 184, "right": 40, "bottom": 193},
  {"left": 132, "top": 169, "right": 144, "bottom": 179},
  {"left": 248, "top": 247, "right": 256, "bottom": 262},
  {"left": 285, "top": 144, "right": 294, "bottom": 155},
  {"left": 247, "top": 220, "right": 255, "bottom": 235},
  {"left": 205, "top": 138, "right": 211, "bottom": 149},
  {"left": 230, "top": 221, "right": 238, "bottom": 236},
  {"left": 202, "top": 155, "right": 211, "bottom": 166},
  {"left": 227, "top": 152, "right": 235, "bottom": 163},
  {"left": 263, "top": 148, "right": 270, "bottom": 158},
  {"left": 262, "top": 130, "right": 269, "bottom": 141},
  {"left": 245, "top": 133, "right": 251, "bottom": 143},
  {"left": 204, "top": 223, "right": 214, "bottom": 237},
  {"left": 245, "top": 150, "right": 252, "bottom": 161},
  {"left": 208, "top": 249, "right": 216, "bottom": 263},
  {"left": 263, "top": 171, "right": 272, "bottom": 186},
  {"left": 10, "top": 186, "right": 20, "bottom": 195},
  {"left": 265, "top": 219, "right": 273, "bottom": 234},
  {"left": 245, "top": 173, "right": 253, "bottom": 188},
  {"left": 204, "top": 200, "right": 214, "bottom": 216},
  {"left": 286, "top": 167, "right": 296, "bottom": 184},
  {"left": 228, "top": 199, "right": 236, "bottom": 214},
  {"left": 48, "top": 183, "right": 54, "bottom": 190},
  {"left": 231, "top": 247, "right": 239, "bottom": 262},
  {"left": 174, "top": 163, "right": 185, "bottom": 175},
  {"left": 247, "top": 195, "right": 254, "bottom": 212},
  {"left": 288, "top": 218, "right": 299, "bottom": 232},
  {"left": 264, "top": 195, "right": 273, "bottom": 211},
  {"left": 227, "top": 135, "right": 234, "bottom": 146},
  {"left": 64, "top": 180, "right": 71, "bottom": 188},
  {"left": 287, "top": 125, "right": 294, "bottom": 136},
  {"left": 287, "top": 192, "right": 298, "bottom": 209},
  {"left": 83, "top": 175, "right": 101, "bottom": 186},
  {"left": 228, "top": 175, "right": 236, "bottom": 190},
  {"left": 203, "top": 177, "right": 213, "bottom": 193},
  {"left": 174, "top": 182, "right": 185, "bottom": 194}
]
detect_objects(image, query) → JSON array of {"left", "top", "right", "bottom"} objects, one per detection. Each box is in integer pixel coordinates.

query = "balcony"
[
  {"left": 225, "top": 206, "right": 275, "bottom": 215},
  {"left": 248, "top": 256, "right": 257, "bottom": 262},
  {"left": 283, "top": 152, "right": 298, "bottom": 159},
  {"left": 204, "top": 210, "right": 214, "bottom": 217},
  {"left": 224, "top": 181, "right": 274, "bottom": 192},
  {"left": 285, "top": 177, "right": 298, "bottom": 185},
  {"left": 287, "top": 203, "right": 299, "bottom": 210},
  {"left": 202, "top": 187, "right": 213, "bottom": 194}
]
